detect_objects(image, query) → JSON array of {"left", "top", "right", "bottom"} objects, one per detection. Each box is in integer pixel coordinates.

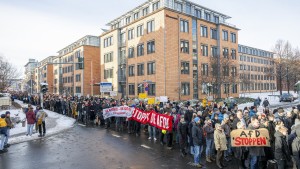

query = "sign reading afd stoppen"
[{"left": 100, "top": 82, "right": 112, "bottom": 92}]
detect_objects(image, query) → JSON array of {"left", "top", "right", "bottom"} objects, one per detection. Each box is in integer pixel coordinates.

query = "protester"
[
  {"left": 233, "top": 122, "right": 248, "bottom": 169},
  {"left": 4, "top": 111, "right": 13, "bottom": 148},
  {"left": 192, "top": 117, "right": 204, "bottom": 168},
  {"left": 178, "top": 115, "right": 188, "bottom": 157},
  {"left": 36, "top": 109, "right": 48, "bottom": 137},
  {"left": 274, "top": 126, "right": 291, "bottom": 169},
  {"left": 203, "top": 118, "right": 215, "bottom": 163},
  {"left": 26, "top": 107, "right": 36, "bottom": 136},
  {"left": 214, "top": 123, "right": 227, "bottom": 169},
  {"left": 0, "top": 114, "right": 8, "bottom": 154}
]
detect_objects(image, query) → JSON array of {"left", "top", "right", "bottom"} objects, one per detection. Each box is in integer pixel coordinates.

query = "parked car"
[{"left": 279, "top": 93, "right": 294, "bottom": 102}]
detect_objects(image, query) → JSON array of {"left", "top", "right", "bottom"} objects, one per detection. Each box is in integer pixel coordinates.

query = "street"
[{"left": 0, "top": 124, "right": 237, "bottom": 169}]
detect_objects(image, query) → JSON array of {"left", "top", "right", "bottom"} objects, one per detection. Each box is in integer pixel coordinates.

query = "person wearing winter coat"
[
  {"left": 247, "top": 117, "right": 265, "bottom": 169},
  {"left": 36, "top": 109, "right": 48, "bottom": 137},
  {"left": 26, "top": 107, "right": 36, "bottom": 136},
  {"left": 203, "top": 119, "right": 215, "bottom": 163},
  {"left": 0, "top": 114, "right": 8, "bottom": 154},
  {"left": 178, "top": 115, "right": 188, "bottom": 157},
  {"left": 4, "top": 111, "right": 13, "bottom": 148},
  {"left": 291, "top": 128, "right": 300, "bottom": 169},
  {"left": 274, "top": 126, "right": 291, "bottom": 169},
  {"left": 214, "top": 123, "right": 227, "bottom": 169},
  {"left": 192, "top": 117, "right": 204, "bottom": 168},
  {"left": 233, "top": 122, "right": 248, "bottom": 169},
  {"left": 249, "top": 106, "right": 256, "bottom": 118}
]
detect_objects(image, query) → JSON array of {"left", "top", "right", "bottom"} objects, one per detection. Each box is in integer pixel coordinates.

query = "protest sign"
[
  {"left": 139, "top": 93, "right": 147, "bottom": 99},
  {"left": 231, "top": 128, "right": 270, "bottom": 147},
  {"left": 155, "top": 97, "right": 160, "bottom": 104},
  {"left": 159, "top": 96, "right": 168, "bottom": 102},
  {"left": 131, "top": 108, "right": 151, "bottom": 124},
  {"left": 103, "top": 106, "right": 134, "bottom": 119},
  {"left": 148, "top": 111, "right": 173, "bottom": 131},
  {"left": 148, "top": 98, "right": 155, "bottom": 105}
]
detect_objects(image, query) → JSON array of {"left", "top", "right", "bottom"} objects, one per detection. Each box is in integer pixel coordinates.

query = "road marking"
[
  {"left": 112, "top": 134, "right": 121, "bottom": 138},
  {"left": 78, "top": 124, "right": 86, "bottom": 127},
  {"left": 141, "top": 144, "right": 151, "bottom": 149}
]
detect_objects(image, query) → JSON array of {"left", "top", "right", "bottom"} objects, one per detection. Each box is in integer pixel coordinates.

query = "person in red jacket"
[{"left": 26, "top": 107, "right": 36, "bottom": 136}]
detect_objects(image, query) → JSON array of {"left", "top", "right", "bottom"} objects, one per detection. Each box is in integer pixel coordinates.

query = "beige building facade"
[{"left": 100, "top": 0, "right": 239, "bottom": 100}]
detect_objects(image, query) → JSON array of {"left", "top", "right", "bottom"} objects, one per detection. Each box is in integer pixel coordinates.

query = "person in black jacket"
[
  {"left": 274, "top": 126, "right": 291, "bottom": 169},
  {"left": 192, "top": 117, "right": 204, "bottom": 168},
  {"left": 178, "top": 115, "right": 188, "bottom": 157}
]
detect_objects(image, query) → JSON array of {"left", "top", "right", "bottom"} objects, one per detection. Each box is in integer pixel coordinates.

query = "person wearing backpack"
[{"left": 36, "top": 109, "right": 48, "bottom": 137}]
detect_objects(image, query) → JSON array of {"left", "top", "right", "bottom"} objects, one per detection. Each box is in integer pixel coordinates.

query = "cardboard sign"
[
  {"left": 110, "top": 91, "right": 117, "bottom": 97},
  {"left": 148, "top": 98, "right": 155, "bottom": 105},
  {"left": 231, "top": 128, "right": 270, "bottom": 147},
  {"left": 139, "top": 93, "right": 147, "bottom": 99},
  {"left": 155, "top": 97, "right": 160, "bottom": 104},
  {"left": 159, "top": 96, "right": 168, "bottom": 102}
]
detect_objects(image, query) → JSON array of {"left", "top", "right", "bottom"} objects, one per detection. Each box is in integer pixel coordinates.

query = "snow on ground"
[
  {"left": 238, "top": 91, "right": 299, "bottom": 111},
  {"left": 0, "top": 100, "right": 76, "bottom": 144},
  {"left": 0, "top": 108, "right": 26, "bottom": 136}
]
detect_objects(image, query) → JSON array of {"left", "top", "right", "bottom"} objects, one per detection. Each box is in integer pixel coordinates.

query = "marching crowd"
[{"left": 1, "top": 93, "right": 300, "bottom": 169}]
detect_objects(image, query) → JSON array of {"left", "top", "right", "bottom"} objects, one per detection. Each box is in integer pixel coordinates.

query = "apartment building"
[
  {"left": 22, "top": 59, "right": 38, "bottom": 93},
  {"left": 56, "top": 35, "right": 100, "bottom": 97},
  {"left": 35, "top": 56, "right": 55, "bottom": 93},
  {"left": 100, "top": 0, "right": 239, "bottom": 100},
  {"left": 238, "top": 44, "right": 276, "bottom": 93}
]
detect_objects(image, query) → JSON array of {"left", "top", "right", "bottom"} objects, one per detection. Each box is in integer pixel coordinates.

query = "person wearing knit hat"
[
  {"left": 192, "top": 116, "right": 203, "bottom": 168},
  {"left": 4, "top": 111, "right": 13, "bottom": 148},
  {"left": 0, "top": 114, "right": 8, "bottom": 154}
]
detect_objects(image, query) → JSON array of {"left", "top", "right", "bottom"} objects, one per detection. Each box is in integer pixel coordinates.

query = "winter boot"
[{"left": 206, "top": 156, "right": 212, "bottom": 163}]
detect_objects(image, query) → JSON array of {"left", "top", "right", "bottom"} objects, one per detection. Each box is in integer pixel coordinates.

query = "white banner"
[{"left": 103, "top": 106, "right": 134, "bottom": 119}]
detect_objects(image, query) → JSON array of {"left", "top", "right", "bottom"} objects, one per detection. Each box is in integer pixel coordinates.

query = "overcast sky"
[{"left": 0, "top": 0, "right": 299, "bottom": 74}]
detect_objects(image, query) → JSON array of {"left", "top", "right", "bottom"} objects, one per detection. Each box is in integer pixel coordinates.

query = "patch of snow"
[{"left": 3, "top": 100, "right": 76, "bottom": 144}]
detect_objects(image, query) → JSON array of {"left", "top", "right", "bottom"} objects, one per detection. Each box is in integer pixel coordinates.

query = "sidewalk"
[{"left": 0, "top": 100, "right": 76, "bottom": 144}]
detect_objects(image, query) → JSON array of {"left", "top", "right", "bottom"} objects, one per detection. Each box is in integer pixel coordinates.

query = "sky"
[{"left": 0, "top": 0, "right": 299, "bottom": 75}]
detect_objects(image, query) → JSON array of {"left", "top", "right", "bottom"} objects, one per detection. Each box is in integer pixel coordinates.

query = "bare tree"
[{"left": 0, "top": 56, "right": 21, "bottom": 92}]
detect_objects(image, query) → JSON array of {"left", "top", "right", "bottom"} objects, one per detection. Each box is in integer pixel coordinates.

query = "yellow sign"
[
  {"left": 139, "top": 93, "right": 147, "bottom": 99},
  {"left": 148, "top": 98, "right": 155, "bottom": 105}
]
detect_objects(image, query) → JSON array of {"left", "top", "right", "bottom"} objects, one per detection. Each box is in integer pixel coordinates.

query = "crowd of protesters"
[{"left": 1, "top": 93, "right": 300, "bottom": 169}]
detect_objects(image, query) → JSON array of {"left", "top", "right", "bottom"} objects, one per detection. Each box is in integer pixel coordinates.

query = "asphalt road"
[{"left": 0, "top": 124, "right": 238, "bottom": 169}]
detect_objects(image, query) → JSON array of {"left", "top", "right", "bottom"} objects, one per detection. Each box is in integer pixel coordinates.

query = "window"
[
  {"left": 128, "top": 65, "right": 135, "bottom": 76},
  {"left": 104, "top": 69, "right": 113, "bottom": 79},
  {"left": 211, "top": 46, "right": 218, "bottom": 57},
  {"left": 137, "top": 24, "right": 144, "bottom": 37},
  {"left": 181, "top": 82, "right": 190, "bottom": 95},
  {"left": 232, "top": 84, "right": 238, "bottom": 93},
  {"left": 104, "top": 52, "right": 113, "bottom": 63},
  {"left": 201, "top": 45, "right": 208, "bottom": 56},
  {"left": 210, "top": 28, "right": 217, "bottom": 40},
  {"left": 75, "top": 74, "right": 81, "bottom": 82},
  {"left": 181, "top": 62, "right": 189, "bottom": 74},
  {"left": 137, "top": 64, "right": 144, "bottom": 76},
  {"left": 54, "top": 69, "right": 57, "bottom": 75},
  {"left": 143, "top": 7, "right": 149, "bottom": 16},
  {"left": 75, "top": 87, "right": 81, "bottom": 93},
  {"left": 153, "top": 1, "right": 160, "bottom": 11},
  {"left": 137, "top": 44, "right": 144, "bottom": 56},
  {"left": 147, "top": 62, "right": 155, "bottom": 75},
  {"left": 104, "top": 36, "right": 113, "bottom": 48},
  {"left": 231, "top": 67, "right": 237, "bottom": 77},
  {"left": 224, "top": 84, "right": 230, "bottom": 94},
  {"left": 200, "top": 26, "right": 208, "bottom": 37},
  {"left": 231, "top": 33, "right": 236, "bottom": 43},
  {"left": 147, "top": 41, "right": 155, "bottom": 54},
  {"left": 223, "top": 66, "right": 229, "bottom": 76},
  {"left": 222, "top": 30, "right": 228, "bottom": 41},
  {"left": 186, "top": 2, "right": 191, "bottom": 14},
  {"left": 128, "top": 47, "right": 134, "bottom": 58},
  {"left": 126, "top": 16, "right": 131, "bottom": 24},
  {"left": 129, "top": 84, "right": 135, "bottom": 95},
  {"left": 134, "top": 12, "right": 139, "bottom": 20},
  {"left": 148, "top": 84, "right": 156, "bottom": 96},
  {"left": 147, "top": 20, "right": 155, "bottom": 33},
  {"left": 223, "top": 48, "right": 229, "bottom": 58},
  {"left": 128, "top": 29, "right": 134, "bottom": 40},
  {"left": 231, "top": 49, "right": 236, "bottom": 59},
  {"left": 180, "top": 40, "right": 189, "bottom": 53},
  {"left": 175, "top": 1, "right": 183, "bottom": 12},
  {"left": 180, "top": 19, "right": 189, "bottom": 32},
  {"left": 54, "top": 79, "right": 57, "bottom": 84},
  {"left": 205, "top": 12, "right": 211, "bottom": 21},
  {"left": 44, "top": 73, "right": 46, "bottom": 78},
  {"left": 201, "top": 64, "right": 208, "bottom": 76},
  {"left": 195, "top": 9, "right": 201, "bottom": 18},
  {"left": 138, "top": 84, "right": 145, "bottom": 94},
  {"left": 214, "top": 16, "right": 219, "bottom": 23}
]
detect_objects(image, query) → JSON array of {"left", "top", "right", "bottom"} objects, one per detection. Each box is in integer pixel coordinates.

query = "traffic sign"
[{"left": 100, "top": 82, "right": 112, "bottom": 92}]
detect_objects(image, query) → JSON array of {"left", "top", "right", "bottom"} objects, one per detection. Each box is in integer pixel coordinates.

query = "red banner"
[{"left": 130, "top": 109, "right": 173, "bottom": 131}]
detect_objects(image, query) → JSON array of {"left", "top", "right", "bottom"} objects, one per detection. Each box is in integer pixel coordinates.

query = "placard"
[
  {"left": 159, "top": 96, "right": 168, "bottom": 103},
  {"left": 100, "top": 82, "right": 112, "bottom": 92},
  {"left": 148, "top": 98, "right": 155, "bottom": 105},
  {"left": 231, "top": 128, "right": 270, "bottom": 147},
  {"left": 110, "top": 91, "right": 117, "bottom": 97},
  {"left": 139, "top": 93, "right": 147, "bottom": 99}
]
